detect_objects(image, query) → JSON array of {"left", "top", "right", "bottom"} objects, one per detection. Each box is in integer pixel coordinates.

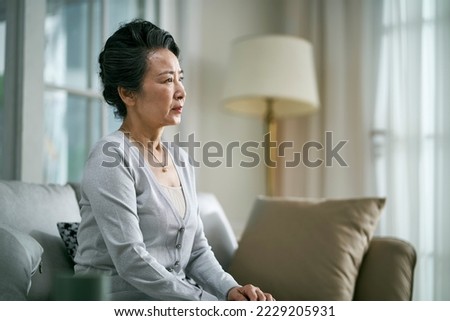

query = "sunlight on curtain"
[{"left": 373, "top": 0, "right": 450, "bottom": 300}]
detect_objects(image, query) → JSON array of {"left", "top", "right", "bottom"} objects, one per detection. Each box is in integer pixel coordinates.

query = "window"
[{"left": 44, "top": 0, "right": 159, "bottom": 184}]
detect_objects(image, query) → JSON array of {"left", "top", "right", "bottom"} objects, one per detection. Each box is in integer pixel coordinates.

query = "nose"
[{"left": 175, "top": 79, "right": 186, "bottom": 102}]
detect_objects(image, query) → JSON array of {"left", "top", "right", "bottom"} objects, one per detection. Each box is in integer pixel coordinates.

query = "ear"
[{"left": 118, "top": 86, "right": 136, "bottom": 107}]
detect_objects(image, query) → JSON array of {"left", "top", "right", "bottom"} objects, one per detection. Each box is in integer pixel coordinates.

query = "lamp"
[{"left": 223, "top": 35, "right": 320, "bottom": 196}]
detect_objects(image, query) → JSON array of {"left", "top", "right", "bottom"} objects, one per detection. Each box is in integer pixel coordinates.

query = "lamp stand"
[{"left": 264, "top": 98, "right": 277, "bottom": 196}]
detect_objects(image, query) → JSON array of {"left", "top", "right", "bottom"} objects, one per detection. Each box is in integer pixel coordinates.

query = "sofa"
[{"left": 0, "top": 180, "right": 416, "bottom": 300}]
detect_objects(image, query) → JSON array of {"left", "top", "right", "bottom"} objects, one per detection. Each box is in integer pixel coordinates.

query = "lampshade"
[{"left": 223, "top": 35, "right": 320, "bottom": 118}]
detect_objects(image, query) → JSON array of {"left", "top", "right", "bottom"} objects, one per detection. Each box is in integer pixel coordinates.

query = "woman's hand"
[{"left": 227, "top": 284, "right": 275, "bottom": 301}]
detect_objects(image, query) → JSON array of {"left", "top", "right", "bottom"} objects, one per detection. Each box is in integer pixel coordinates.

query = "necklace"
[
  {"left": 120, "top": 128, "right": 169, "bottom": 173},
  {"left": 147, "top": 145, "right": 169, "bottom": 173}
]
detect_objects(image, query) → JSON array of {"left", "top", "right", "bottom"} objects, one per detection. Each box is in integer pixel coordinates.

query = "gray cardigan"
[{"left": 74, "top": 131, "right": 239, "bottom": 300}]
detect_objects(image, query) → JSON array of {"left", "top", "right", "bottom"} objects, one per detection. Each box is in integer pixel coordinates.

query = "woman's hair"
[{"left": 99, "top": 19, "right": 180, "bottom": 119}]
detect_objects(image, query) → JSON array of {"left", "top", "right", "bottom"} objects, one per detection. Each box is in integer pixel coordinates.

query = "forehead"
[{"left": 147, "top": 48, "right": 181, "bottom": 73}]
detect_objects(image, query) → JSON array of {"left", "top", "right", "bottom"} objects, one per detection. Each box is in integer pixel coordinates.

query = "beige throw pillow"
[{"left": 228, "top": 196, "right": 385, "bottom": 300}]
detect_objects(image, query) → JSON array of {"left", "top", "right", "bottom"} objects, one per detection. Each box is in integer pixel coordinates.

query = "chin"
[{"left": 166, "top": 118, "right": 182, "bottom": 126}]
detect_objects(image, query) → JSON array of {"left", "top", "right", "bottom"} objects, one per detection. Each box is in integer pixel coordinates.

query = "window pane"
[
  {"left": 45, "top": 0, "right": 101, "bottom": 90},
  {"left": 107, "top": 105, "right": 122, "bottom": 133},
  {"left": 44, "top": 90, "right": 102, "bottom": 184},
  {"left": 108, "top": 0, "right": 145, "bottom": 33}
]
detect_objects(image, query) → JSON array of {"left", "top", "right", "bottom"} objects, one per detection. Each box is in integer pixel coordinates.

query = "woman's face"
[{"left": 131, "top": 48, "right": 186, "bottom": 129}]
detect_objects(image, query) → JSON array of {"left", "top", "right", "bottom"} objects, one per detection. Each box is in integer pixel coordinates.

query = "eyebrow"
[{"left": 157, "top": 70, "right": 184, "bottom": 76}]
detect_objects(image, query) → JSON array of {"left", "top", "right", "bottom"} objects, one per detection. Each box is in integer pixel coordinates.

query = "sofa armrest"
[
  {"left": 198, "top": 193, "right": 238, "bottom": 271},
  {"left": 353, "top": 237, "right": 416, "bottom": 300}
]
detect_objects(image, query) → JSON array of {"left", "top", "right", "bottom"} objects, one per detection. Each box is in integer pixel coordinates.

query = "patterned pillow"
[{"left": 56, "top": 222, "right": 79, "bottom": 260}]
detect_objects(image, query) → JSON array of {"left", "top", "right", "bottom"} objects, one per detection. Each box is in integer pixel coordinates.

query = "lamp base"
[{"left": 264, "top": 99, "right": 277, "bottom": 196}]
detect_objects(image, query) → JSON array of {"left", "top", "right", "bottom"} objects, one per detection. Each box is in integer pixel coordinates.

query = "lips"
[{"left": 171, "top": 106, "right": 183, "bottom": 113}]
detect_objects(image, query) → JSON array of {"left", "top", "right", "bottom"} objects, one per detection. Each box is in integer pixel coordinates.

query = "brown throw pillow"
[{"left": 228, "top": 196, "right": 385, "bottom": 300}]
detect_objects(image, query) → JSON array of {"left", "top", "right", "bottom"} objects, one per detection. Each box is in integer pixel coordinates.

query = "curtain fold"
[
  {"left": 434, "top": 0, "right": 450, "bottom": 300},
  {"left": 278, "top": 0, "right": 381, "bottom": 198}
]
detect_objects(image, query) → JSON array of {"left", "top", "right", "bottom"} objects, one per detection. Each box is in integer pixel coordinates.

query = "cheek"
[
  {"left": 137, "top": 83, "right": 174, "bottom": 114},
  {"left": 144, "top": 92, "right": 171, "bottom": 111},
  {"left": 150, "top": 88, "right": 173, "bottom": 106},
  {"left": 148, "top": 86, "right": 173, "bottom": 101}
]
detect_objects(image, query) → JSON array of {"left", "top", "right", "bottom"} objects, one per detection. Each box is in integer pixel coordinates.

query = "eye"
[{"left": 165, "top": 77, "right": 174, "bottom": 83}]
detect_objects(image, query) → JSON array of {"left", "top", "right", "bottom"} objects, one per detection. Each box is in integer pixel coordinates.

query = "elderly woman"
[{"left": 74, "top": 19, "right": 273, "bottom": 301}]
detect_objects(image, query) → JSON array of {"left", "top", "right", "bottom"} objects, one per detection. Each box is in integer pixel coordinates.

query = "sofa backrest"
[{"left": 0, "top": 180, "right": 81, "bottom": 300}]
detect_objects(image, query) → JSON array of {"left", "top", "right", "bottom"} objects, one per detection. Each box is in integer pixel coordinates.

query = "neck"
[{"left": 119, "top": 119, "right": 164, "bottom": 151}]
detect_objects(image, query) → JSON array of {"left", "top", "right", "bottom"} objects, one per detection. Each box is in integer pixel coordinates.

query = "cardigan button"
[
  {"left": 179, "top": 227, "right": 185, "bottom": 233},
  {"left": 167, "top": 267, "right": 174, "bottom": 272},
  {"left": 176, "top": 244, "right": 182, "bottom": 249},
  {"left": 174, "top": 261, "right": 180, "bottom": 266}
]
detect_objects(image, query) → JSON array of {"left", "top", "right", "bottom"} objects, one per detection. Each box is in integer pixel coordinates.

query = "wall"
[{"left": 173, "top": 0, "right": 285, "bottom": 238}]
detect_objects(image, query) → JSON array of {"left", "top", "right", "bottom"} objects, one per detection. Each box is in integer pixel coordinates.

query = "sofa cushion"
[
  {"left": 0, "top": 224, "right": 43, "bottom": 300},
  {"left": 228, "top": 196, "right": 385, "bottom": 300},
  {"left": 0, "top": 180, "right": 81, "bottom": 300}
]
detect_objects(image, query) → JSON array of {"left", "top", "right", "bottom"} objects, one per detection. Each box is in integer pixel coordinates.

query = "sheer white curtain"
[
  {"left": 281, "top": 0, "right": 449, "bottom": 300},
  {"left": 374, "top": 0, "right": 450, "bottom": 300}
]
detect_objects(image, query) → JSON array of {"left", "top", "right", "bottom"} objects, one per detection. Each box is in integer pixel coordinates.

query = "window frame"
[{"left": 1, "top": 0, "right": 46, "bottom": 182}]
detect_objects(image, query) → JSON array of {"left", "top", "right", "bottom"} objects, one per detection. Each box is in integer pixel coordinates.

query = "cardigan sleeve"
[
  {"left": 78, "top": 140, "right": 217, "bottom": 300},
  {"left": 184, "top": 209, "right": 240, "bottom": 300}
]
